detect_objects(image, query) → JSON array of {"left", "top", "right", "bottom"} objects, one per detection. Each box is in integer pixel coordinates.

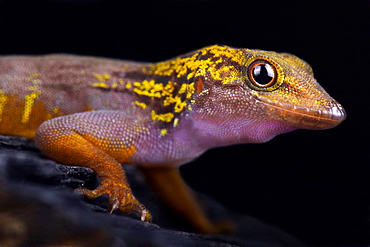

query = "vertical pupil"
[{"left": 253, "top": 63, "right": 274, "bottom": 85}]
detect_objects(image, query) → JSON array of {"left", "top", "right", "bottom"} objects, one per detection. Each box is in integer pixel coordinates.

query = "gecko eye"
[
  {"left": 247, "top": 60, "right": 277, "bottom": 88},
  {"left": 244, "top": 57, "right": 284, "bottom": 92}
]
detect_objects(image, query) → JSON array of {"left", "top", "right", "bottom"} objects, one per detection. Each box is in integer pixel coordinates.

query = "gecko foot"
[{"left": 76, "top": 179, "right": 152, "bottom": 222}]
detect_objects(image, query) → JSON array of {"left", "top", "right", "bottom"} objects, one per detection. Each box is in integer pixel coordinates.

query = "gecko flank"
[{"left": 0, "top": 45, "right": 346, "bottom": 233}]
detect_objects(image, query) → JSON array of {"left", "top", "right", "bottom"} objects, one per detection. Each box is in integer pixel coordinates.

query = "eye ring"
[
  {"left": 248, "top": 60, "right": 277, "bottom": 88},
  {"left": 245, "top": 58, "right": 283, "bottom": 91}
]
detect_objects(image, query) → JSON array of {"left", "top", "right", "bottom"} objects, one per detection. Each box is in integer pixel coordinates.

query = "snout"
[
  {"left": 289, "top": 101, "right": 346, "bottom": 130},
  {"left": 262, "top": 100, "right": 346, "bottom": 130}
]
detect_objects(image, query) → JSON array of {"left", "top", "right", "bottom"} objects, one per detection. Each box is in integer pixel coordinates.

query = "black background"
[{"left": 0, "top": 1, "right": 369, "bottom": 245}]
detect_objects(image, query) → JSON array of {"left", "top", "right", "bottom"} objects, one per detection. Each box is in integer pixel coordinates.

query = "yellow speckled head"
[
  {"left": 240, "top": 49, "right": 346, "bottom": 129},
  {"left": 190, "top": 45, "right": 346, "bottom": 143}
]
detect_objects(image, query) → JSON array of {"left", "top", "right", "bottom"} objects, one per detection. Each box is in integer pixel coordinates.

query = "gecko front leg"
[{"left": 34, "top": 110, "right": 151, "bottom": 222}]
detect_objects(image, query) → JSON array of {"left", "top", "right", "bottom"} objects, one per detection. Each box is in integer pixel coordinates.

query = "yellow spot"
[
  {"left": 92, "top": 82, "right": 109, "bottom": 88},
  {"left": 151, "top": 110, "right": 174, "bottom": 122},
  {"left": 160, "top": 129, "right": 167, "bottom": 137},
  {"left": 22, "top": 91, "right": 41, "bottom": 124},
  {"left": 132, "top": 79, "right": 195, "bottom": 124},
  {"left": 93, "top": 73, "right": 111, "bottom": 82},
  {"left": 53, "top": 107, "right": 59, "bottom": 114},
  {"left": 125, "top": 82, "right": 132, "bottom": 89},
  {"left": 173, "top": 118, "right": 179, "bottom": 127},
  {"left": 21, "top": 73, "right": 42, "bottom": 124},
  {"left": 174, "top": 99, "right": 187, "bottom": 113},
  {"left": 161, "top": 81, "right": 176, "bottom": 97},
  {"left": 0, "top": 90, "right": 8, "bottom": 122},
  {"left": 134, "top": 101, "right": 147, "bottom": 109},
  {"left": 178, "top": 84, "right": 187, "bottom": 94},
  {"left": 25, "top": 72, "right": 40, "bottom": 82},
  {"left": 80, "top": 70, "right": 86, "bottom": 75},
  {"left": 178, "top": 83, "right": 195, "bottom": 99},
  {"left": 149, "top": 45, "right": 245, "bottom": 84},
  {"left": 133, "top": 80, "right": 164, "bottom": 99}
]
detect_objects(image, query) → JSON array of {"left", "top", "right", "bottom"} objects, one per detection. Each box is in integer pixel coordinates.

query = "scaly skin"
[{"left": 0, "top": 45, "right": 346, "bottom": 233}]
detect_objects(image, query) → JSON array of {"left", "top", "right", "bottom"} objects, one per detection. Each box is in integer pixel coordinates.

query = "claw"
[
  {"left": 140, "top": 213, "right": 146, "bottom": 221},
  {"left": 139, "top": 206, "right": 152, "bottom": 222},
  {"left": 110, "top": 199, "right": 120, "bottom": 214}
]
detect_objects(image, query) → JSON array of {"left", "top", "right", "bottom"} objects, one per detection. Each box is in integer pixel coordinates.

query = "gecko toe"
[
  {"left": 76, "top": 179, "right": 151, "bottom": 221},
  {"left": 140, "top": 206, "right": 152, "bottom": 222}
]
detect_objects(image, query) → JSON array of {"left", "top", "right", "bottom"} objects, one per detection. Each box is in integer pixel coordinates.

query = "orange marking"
[
  {"left": 83, "top": 105, "right": 94, "bottom": 112},
  {"left": 0, "top": 94, "right": 98, "bottom": 140},
  {"left": 196, "top": 77, "right": 203, "bottom": 94},
  {"left": 36, "top": 130, "right": 145, "bottom": 221},
  {"left": 0, "top": 95, "right": 62, "bottom": 139},
  {"left": 38, "top": 131, "right": 136, "bottom": 170},
  {"left": 82, "top": 134, "right": 136, "bottom": 163}
]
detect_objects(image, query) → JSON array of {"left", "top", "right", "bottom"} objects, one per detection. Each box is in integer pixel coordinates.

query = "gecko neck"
[{"left": 190, "top": 111, "right": 297, "bottom": 150}]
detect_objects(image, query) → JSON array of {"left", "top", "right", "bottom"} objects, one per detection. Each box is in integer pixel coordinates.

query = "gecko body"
[{"left": 0, "top": 45, "right": 346, "bottom": 232}]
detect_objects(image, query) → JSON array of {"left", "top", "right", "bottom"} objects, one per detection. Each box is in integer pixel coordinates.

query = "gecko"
[{"left": 0, "top": 45, "right": 346, "bottom": 233}]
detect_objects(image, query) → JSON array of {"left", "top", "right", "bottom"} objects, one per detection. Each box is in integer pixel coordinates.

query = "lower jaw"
[
  {"left": 261, "top": 102, "right": 344, "bottom": 130},
  {"left": 280, "top": 110, "right": 343, "bottom": 130}
]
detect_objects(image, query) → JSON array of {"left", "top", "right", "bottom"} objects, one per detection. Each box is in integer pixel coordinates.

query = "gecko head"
[
  {"left": 239, "top": 49, "right": 347, "bottom": 130},
  {"left": 191, "top": 45, "right": 346, "bottom": 144}
]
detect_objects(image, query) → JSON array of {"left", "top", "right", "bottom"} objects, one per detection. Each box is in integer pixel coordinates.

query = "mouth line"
[{"left": 260, "top": 100, "right": 346, "bottom": 129}]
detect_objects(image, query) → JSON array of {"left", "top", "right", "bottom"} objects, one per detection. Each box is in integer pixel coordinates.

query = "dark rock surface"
[{"left": 0, "top": 136, "right": 302, "bottom": 246}]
